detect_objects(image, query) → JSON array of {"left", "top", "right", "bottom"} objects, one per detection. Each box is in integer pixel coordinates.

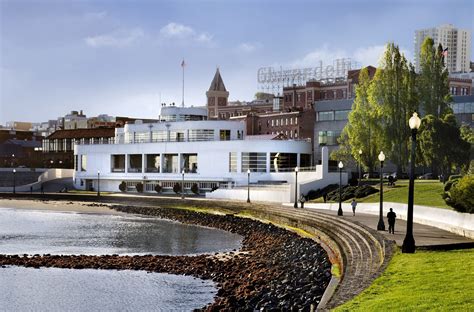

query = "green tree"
[
  {"left": 333, "top": 68, "right": 384, "bottom": 173},
  {"left": 418, "top": 37, "right": 451, "bottom": 118},
  {"left": 417, "top": 114, "right": 470, "bottom": 178},
  {"left": 370, "top": 43, "right": 419, "bottom": 174}
]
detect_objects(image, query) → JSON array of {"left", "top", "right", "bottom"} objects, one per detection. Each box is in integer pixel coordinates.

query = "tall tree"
[
  {"left": 418, "top": 37, "right": 451, "bottom": 117},
  {"left": 333, "top": 68, "right": 384, "bottom": 173},
  {"left": 370, "top": 43, "right": 419, "bottom": 174},
  {"left": 417, "top": 114, "right": 470, "bottom": 178}
]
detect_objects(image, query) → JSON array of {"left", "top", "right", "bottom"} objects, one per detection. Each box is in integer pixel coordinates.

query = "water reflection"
[
  {"left": 0, "top": 266, "right": 216, "bottom": 311},
  {"left": 0, "top": 208, "right": 242, "bottom": 255}
]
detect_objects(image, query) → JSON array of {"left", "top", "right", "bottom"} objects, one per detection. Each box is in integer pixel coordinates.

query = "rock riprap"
[{"left": 0, "top": 205, "right": 331, "bottom": 311}]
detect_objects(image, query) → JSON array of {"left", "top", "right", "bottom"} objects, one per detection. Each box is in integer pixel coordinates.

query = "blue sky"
[{"left": 1, "top": 0, "right": 473, "bottom": 124}]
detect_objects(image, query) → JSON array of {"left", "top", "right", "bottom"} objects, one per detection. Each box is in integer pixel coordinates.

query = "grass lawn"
[
  {"left": 357, "top": 180, "right": 450, "bottom": 209},
  {"left": 334, "top": 248, "right": 474, "bottom": 311}
]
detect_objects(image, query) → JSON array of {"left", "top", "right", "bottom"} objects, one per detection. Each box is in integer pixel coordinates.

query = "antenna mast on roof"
[{"left": 181, "top": 59, "right": 186, "bottom": 107}]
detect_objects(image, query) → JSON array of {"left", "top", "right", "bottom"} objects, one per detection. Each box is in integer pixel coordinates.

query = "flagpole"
[{"left": 182, "top": 59, "right": 185, "bottom": 107}]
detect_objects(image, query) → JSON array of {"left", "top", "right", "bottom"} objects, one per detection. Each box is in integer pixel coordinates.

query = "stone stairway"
[{"left": 245, "top": 204, "right": 394, "bottom": 310}]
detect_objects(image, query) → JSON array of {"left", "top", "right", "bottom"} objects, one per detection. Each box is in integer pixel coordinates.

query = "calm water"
[
  {"left": 0, "top": 267, "right": 216, "bottom": 311},
  {"left": 0, "top": 207, "right": 241, "bottom": 310},
  {"left": 0, "top": 208, "right": 242, "bottom": 255}
]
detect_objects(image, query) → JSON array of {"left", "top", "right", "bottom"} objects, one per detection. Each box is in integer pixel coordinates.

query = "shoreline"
[
  {"left": 0, "top": 198, "right": 124, "bottom": 215},
  {"left": 0, "top": 198, "right": 332, "bottom": 311}
]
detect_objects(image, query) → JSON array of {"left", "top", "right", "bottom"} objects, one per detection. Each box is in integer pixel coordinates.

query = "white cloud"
[
  {"left": 196, "top": 32, "right": 213, "bottom": 43},
  {"left": 160, "top": 22, "right": 195, "bottom": 38},
  {"left": 84, "top": 28, "right": 144, "bottom": 47},
  {"left": 84, "top": 11, "right": 107, "bottom": 20},
  {"left": 237, "top": 42, "right": 262, "bottom": 53},
  {"left": 159, "top": 22, "right": 214, "bottom": 45}
]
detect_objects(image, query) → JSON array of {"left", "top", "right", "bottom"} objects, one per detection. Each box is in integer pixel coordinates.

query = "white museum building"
[{"left": 73, "top": 106, "right": 346, "bottom": 203}]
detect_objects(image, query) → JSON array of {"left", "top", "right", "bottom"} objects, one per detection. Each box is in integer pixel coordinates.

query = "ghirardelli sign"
[{"left": 257, "top": 58, "right": 358, "bottom": 91}]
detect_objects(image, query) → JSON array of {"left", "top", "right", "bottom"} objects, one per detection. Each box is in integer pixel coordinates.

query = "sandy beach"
[{"left": 0, "top": 198, "right": 124, "bottom": 215}]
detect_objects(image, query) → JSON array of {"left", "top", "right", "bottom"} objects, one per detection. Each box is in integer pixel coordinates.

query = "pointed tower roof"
[{"left": 208, "top": 68, "right": 227, "bottom": 92}]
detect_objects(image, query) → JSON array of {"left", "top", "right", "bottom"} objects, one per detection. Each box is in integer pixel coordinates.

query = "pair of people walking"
[{"left": 351, "top": 199, "right": 397, "bottom": 234}]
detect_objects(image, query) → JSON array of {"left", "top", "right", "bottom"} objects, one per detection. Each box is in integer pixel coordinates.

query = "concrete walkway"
[{"left": 306, "top": 207, "right": 474, "bottom": 248}]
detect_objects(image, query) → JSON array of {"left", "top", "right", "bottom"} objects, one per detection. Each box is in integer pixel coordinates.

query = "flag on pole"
[
  {"left": 181, "top": 59, "right": 186, "bottom": 67},
  {"left": 442, "top": 48, "right": 448, "bottom": 57}
]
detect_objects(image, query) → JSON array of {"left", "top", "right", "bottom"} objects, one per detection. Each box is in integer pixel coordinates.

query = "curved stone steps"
[{"left": 247, "top": 205, "right": 392, "bottom": 309}]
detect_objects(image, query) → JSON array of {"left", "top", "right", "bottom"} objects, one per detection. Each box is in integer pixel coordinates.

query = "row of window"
[
  {"left": 119, "top": 129, "right": 239, "bottom": 144},
  {"left": 451, "top": 102, "right": 474, "bottom": 114},
  {"left": 318, "top": 131, "right": 341, "bottom": 146},
  {"left": 450, "top": 87, "right": 470, "bottom": 96},
  {"left": 270, "top": 117, "right": 298, "bottom": 127},
  {"left": 229, "top": 152, "right": 311, "bottom": 173},
  {"left": 317, "top": 110, "right": 350, "bottom": 121}
]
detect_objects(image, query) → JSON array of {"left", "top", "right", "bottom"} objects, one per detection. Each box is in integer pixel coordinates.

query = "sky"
[{"left": 1, "top": 0, "right": 473, "bottom": 124}]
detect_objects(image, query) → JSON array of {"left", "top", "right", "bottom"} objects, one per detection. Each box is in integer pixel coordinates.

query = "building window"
[
  {"left": 271, "top": 120, "right": 274, "bottom": 127},
  {"left": 219, "top": 130, "right": 231, "bottom": 141},
  {"left": 111, "top": 154, "right": 125, "bottom": 172},
  {"left": 145, "top": 154, "right": 160, "bottom": 173},
  {"left": 80, "top": 155, "right": 87, "bottom": 171},
  {"left": 335, "top": 110, "right": 350, "bottom": 121},
  {"left": 188, "top": 129, "right": 214, "bottom": 141},
  {"left": 270, "top": 153, "right": 297, "bottom": 172},
  {"left": 135, "top": 132, "right": 150, "bottom": 143},
  {"left": 276, "top": 119, "right": 279, "bottom": 126},
  {"left": 163, "top": 154, "right": 179, "bottom": 173},
  {"left": 241, "top": 152, "right": 266, "bottom": 173},
  {"left": 318, "top": 111, "right": 334, "bottom": 121},
  {"left": 229, "top": 152, "right": 237, "bottom": 172},
  {"left": 290, "top": 118, "right": 293, "bottom": 125},
  {"left": 318, "top": 131, "right": 340, "bottom": 146},
  {"left": 182, "top": 153, "right": 198, "bottom": 173},
  {"left": 128, "top": 154, "right": 142, "bottom": 173},
  {"left": 295, "top": 117, "right": 298, "bottom": 125},
  {"left": 300, "top": 154, "right": 312, "bottom": 167},
  {"left": 285, "top": 118, "right": 288, "bottom": 125}
]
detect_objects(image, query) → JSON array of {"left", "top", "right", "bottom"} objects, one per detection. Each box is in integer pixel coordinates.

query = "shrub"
[
  {"left": 154, "top": 184, "right": 162, "bottom": 193},
  {"left": 173, "top": 183, "right": 182, "bottom": 194},
  {"left": 444, "top": 178, "right": 460, "bottom": 192},
  {"left": 119, "top": 181, "right": 126, "bottom": 192},
  {"left": 136, "top": 182, "right": 144, "bottom": 193},
  {"left": 447, "top": 175, "right": 474, "bottom": 213},
  {"left": 354, "top": 185, "right": 378, "bottom": 198},
  {"left": 191, "top": 183, "right": 199, "bottom": 195},
  {"left": 448, "top": 175, "right": 462, "bottom": 181}
]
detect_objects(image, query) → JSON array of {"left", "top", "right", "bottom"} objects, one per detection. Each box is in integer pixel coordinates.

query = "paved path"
[{"left": 305, "top": 207, "right": 474, "bottom": 247}]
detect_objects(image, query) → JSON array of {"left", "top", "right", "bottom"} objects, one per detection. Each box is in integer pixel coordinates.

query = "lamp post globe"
[
  {"left": 247, "top": 169, "right": 251, "bottom": 203},
  {"left": 338, "top": 161, "right": 344, "bottom": 216},
  {"left": 377, "top": 151, "right": 386, "bottom": 231},
  {"left": 358, "top": 149, "right": 362, "bottom": 186},
  {"left": 403, "top": 112, "right": 421, "bottom": 253},
  {"left": 293, "top": 167, "right": 299, "bottom": 208},
  {"left": 13, "top": 169, "right": 16, "bottom": 195}
]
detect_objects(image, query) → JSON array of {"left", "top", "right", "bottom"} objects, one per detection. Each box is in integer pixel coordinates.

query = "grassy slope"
[
  {"left": 334, "top": 248, "right": 474, "bottom": 311},
  {"left": 357, "top": 180, "right": 450, "bottom": 209}
]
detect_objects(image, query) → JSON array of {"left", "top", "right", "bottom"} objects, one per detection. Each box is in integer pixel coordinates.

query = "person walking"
[
  {"left": 351, "top": 199, "right": 357, "bottom": 216},
  {"left": 387, "top": 208, "right": 397, "bottom": 234}
]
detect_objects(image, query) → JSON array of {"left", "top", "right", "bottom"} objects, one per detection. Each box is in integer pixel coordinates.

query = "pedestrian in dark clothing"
[
  {"left": 40, "top": 184, "right": 44, "bottom": 195},
  {"left": 387, "top": 208, "right": 396, "bottom": 234},
  {"left": 323, "top": 193, "right": 327, "bottom": 203}
]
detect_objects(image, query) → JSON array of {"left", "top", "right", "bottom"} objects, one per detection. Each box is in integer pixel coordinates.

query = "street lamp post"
[
  {"left": 377, "top": 151, "right": 386, "bottom": 231},
  {"left": 97, "top": 170, "right": 100, "bottom": 197},
  {"left": 13, "top": 169, "right": 16, "bottom": 195},
  {"left": 338, "top": 161, "right": 344, "bottom": 216},
  {"left": 358, "top": 149, "right": 362, "bottom": 186},
  {"left": 247, "top": 169, "right": 251, "bottom": 203},
  {"left": 181, "top": 169, "right": 185, "bottom": 199},
  {"left": 293, "top": 167, "right": 299, "bottom": 208},
  {"left": 402, "top": 112, "right": 421, "bottom": 253},
  {"left": 11, "top": 154, "right": 15, "bottom": 167}
]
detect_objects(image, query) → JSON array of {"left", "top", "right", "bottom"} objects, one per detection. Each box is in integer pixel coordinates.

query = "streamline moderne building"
[{"left": 73, "top": 107, "right": 313, "bottom": 193}]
